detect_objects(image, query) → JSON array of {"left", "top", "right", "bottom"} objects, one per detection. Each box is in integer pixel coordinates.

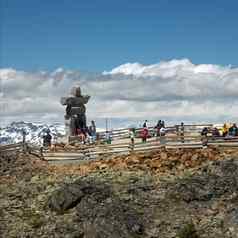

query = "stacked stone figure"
[{"left": 61, "top": 86, "right": 90, "bottom": 137}]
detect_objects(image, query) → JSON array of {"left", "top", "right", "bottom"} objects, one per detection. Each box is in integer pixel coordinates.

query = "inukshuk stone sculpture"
[{"left": 61, "top": 86, "right": 90, "bottom": 137}]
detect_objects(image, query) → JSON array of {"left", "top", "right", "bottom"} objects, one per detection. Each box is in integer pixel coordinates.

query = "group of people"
[
  {"left": 201, "top": 123, "right": 238, "bottom": 138},
  {"left": 155, "top": 120, "right": 166, "bottom": 137},
  {"left": 41, "top": 120, "right": 238, "bottom": 149},
  {"left": 198, "top": 123, "right": 238, "bottom": 147},
  {"left": 41, "top": 120, "right": 97, "bottom": 148},
  {"left": 221, "top": 123, "right": 238, "bottom": 137},
  {"left": 129, "top": 119, "right": 167, "bottom": 145},
  {"left": 73, "top": 120, "right": 97, "bottom": 144},
  {"left": 130, "top": 120, "right": 238, "bottom": 146}
]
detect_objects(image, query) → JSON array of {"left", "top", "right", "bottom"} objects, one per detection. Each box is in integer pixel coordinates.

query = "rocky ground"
[{"left": 1, "top": 147, "right": 238, "bottom": 237}]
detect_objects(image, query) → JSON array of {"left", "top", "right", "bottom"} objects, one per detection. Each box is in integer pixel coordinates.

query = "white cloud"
[
  {"left": 104, "top": 58, "right": 231, "bottom": 77},
  {"left": 1, "top": 59, "right": 238, "bottom": 127}
]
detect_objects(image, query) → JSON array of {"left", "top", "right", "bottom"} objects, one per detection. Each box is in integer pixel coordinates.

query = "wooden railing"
[
  {"left": 1, "top": 123, "right": 237, "bottom": 162},
  {"left": 0, "top": 142, "right": 43, "bottom": 159},
  {"left": 0, "top": 142, "right": 24, "bottom": 153},
  {"left": 43, "top": 134, "right": 238, "bottom": 162},
  {"left": 97, "top": 123, "right": 214, "bottom": 140}
]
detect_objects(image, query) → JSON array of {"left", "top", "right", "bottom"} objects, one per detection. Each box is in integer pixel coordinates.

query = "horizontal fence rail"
[
  {"left": 1, "top": 123, "right": 238, "bottom": 162},
  {"left": 43, "top": 137, "right": 238, "bottom": 162},
  {"left": 0, "top": 142, "right": 24, "bottom": 153}
]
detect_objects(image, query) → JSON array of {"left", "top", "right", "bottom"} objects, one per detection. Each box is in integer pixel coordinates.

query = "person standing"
[
  {"left": 141, "top": 127, "right": 149, "bottom": 143},
  {"left": 143, "top": 120, "right": 148, "bottom": 128},
  {"left": 180, "top": 122, "right": 185, "bottom": 143},
  {"left": 78, "top": 129, "right": 86, "bottom": 144},
  {"left": 91, "top": 120, "right": 96, "bottom": 133},
  {"left": 229, "top": 123, "right": 238, "bottom": 136},
  {"left": 222, "top": 123, "right": 229, "bottom": 137},
  {"left": 212, "top": 127, "right": 220, "bottom": 138},
  {"left": 105, "top": 131, "right": 112, "bottom": 144},
  {"left": 129, "top": 128, "right": 135, "bottom": 149},
  {"left": 159, "top": 126, "right": 166, "bottom": 145},
  {"left": 201, "top": 127, "right": 209, "bottom": 147},
  {"left": 155, "top": 120, "right": 162, "bottom": 138},
  {"left": 22, "top": 129, "right": 27, "bottom": 152},
  {"left": 91, "top": 120, "right": 97, "bottom": 142},
  {"left": 43, "top": 129, "right": 52, "bottom": 147},
  {"left": 156, "top": 120, "right": 162, "bottom": 128}
]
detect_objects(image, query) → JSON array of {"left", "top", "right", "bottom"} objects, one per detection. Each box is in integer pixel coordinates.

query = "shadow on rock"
[
  {"left": 166, "top": 159, "right": 238, "bottom": 203},
  {"left": 47, "top": 177, "right": 145, "bottom": 238}
]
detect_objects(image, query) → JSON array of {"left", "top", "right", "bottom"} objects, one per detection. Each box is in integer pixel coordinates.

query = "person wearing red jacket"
[{"left": 141, "top": 127, "right": 149, "bottom": 143}]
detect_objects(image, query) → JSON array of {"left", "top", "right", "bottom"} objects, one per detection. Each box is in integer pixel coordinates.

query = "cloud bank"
[{"left": 1, "top": 59, "right": 238, "bottom": 127}]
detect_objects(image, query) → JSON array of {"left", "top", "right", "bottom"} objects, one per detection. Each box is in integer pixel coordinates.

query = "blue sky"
[{"left": 1, "top": 0, "right": 238, "bottom": 71}]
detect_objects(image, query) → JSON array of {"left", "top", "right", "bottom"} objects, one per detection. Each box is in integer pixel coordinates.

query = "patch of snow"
[{"left": 0, "top": 121, "right": 65, "bottom": 145}]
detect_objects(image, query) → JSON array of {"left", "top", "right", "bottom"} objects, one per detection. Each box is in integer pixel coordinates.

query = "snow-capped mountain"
[{"left": 0, "top": 121, "right": 65, "bottom": 145}]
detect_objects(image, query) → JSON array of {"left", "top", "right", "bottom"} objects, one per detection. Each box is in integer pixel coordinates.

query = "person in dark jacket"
[
  {"left": 180, "top": 122, "right": 185, "bottom": 143},
  {"left": 201, "top": 127, "right": 209, "bottom": 146},
  {"left": 143, "top": 120, "right": 148, "bottom": 128},
  {"left": 212, "top": 127, "right": 220, "bottom": 137},
  {"left": 43, "top": 130, "right": 52, "bottom": 147},
  {"left": 155, "top": 120, "right": 162, "bottom": 137},
  {"left": 201, "top": 127, "right": 208, "bottom": 136},
  {"left": 229, "top": 123, "right": 238, "bottom": 136},
  {"left": 156, "top": 120, "right": 162, "bottom": 128}
]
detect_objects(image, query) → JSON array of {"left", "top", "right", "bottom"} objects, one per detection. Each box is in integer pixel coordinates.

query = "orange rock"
[
  {"left": 144, "top": 159, "right": 153, "bottom": 166},
  {"left": 115, "top": 161, "right": 128, "bottom": 170},
  {"left": 160, "top": 152, "right": 168, "bottom": 160},
  {"left": 150, "top": 160, "right": 161, "bottom": 169},
  {"left": 168, "top": 156, "right": 178, "bottom": 162},
  {"left": 181, "top": 153, "right": 189, "bottom": 162},
  {"left": 152, "top": 155, "right": 160, "bottom": 161},
  {"left": 185, "top": 160, "right": 192, "bottom": 167},
  {"left": 125, "top": 156, "right": 140, "bottom": 165},
  {"left": 191, "top": 153, "right": 199, "bottom": 161}
]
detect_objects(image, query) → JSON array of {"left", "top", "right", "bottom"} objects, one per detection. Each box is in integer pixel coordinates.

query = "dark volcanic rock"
[
  {"left": 5, "top": 148, "right": 238, "bottom": 238},
  {"left": 47, "top": 159, "right": 238, "bottom": 238},
  {"left": 47, "top": 175, "right": 147, "bottom": 238},
  {"left": 77, "top": 196, "right": 144, "bottom": 238},
  {"left": 166, "top": 159, "right": 238, "bottom": 203},
  {"left": 47, "top": 178, "right": 111, "bottom": 213},
  {"left": 0, "top": 152, "right": 47, "bottom": 180},
  {"left": 0, "top": 152, "right": 18, "bottom": 176}
]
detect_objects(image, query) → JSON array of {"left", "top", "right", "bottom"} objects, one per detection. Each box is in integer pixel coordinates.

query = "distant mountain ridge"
[{"left": 0, "top": 121, "right": 65, "bottom": 145}]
